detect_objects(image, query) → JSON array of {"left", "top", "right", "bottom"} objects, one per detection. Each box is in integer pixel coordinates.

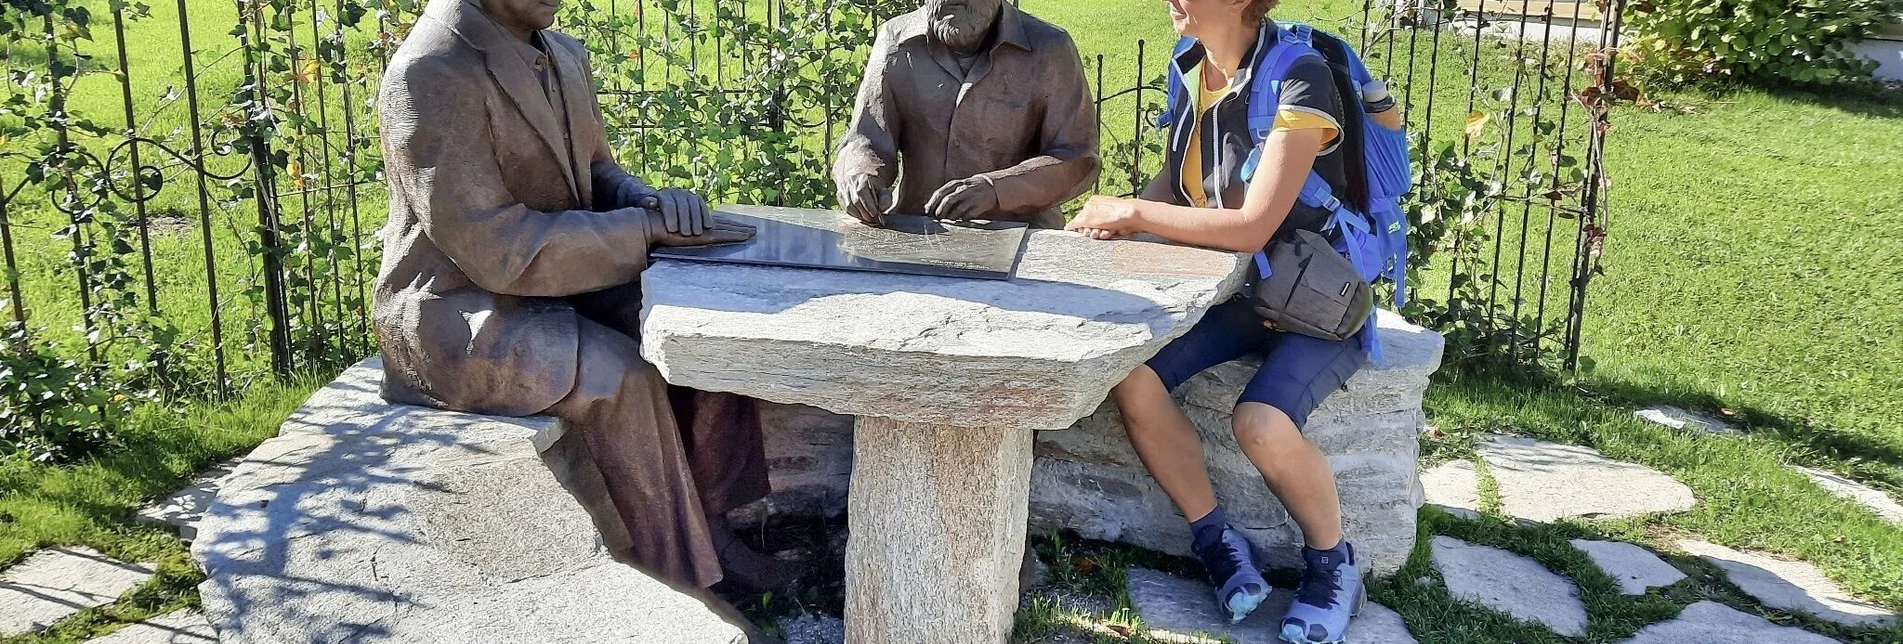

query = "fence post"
[
  {"left": 0, "top": 197, "right": 21, "bottom": 325},
  {"left": 112, "top": 4, "right": 167, "bottom": 379},
  {"left": 334, "top": 0, "right": 371, "bottom": 356},
  {"left": 1564, "top": 0, "right": 1622, "bottom": 371},
  {"left": 174, "top": 0, "right": 231, "bottom": 392},
  {"left": 236, "top": 0, "right": 296, "bottom": 378}
]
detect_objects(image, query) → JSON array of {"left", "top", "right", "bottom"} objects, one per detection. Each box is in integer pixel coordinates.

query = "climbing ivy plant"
[
  {"left": 1, "top": 0, "right": 177, "bottom": 460},
  {"left": 564, "top": 0, "right": 914, "bottom": 208}
]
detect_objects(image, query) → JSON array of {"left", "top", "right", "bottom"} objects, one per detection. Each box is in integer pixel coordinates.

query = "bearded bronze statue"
[{"left": 834, "top": 0, "right": 1102, "bottom": 230}]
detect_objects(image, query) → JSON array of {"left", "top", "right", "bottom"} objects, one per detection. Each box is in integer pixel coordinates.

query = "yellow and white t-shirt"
[{"left": 1178, "top": 61, "right": 1342, "bottom": 209}]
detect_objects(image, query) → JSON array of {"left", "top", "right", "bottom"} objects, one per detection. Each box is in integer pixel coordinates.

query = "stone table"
[{"left": 641, "top": 207, "right": 1250, "bottom": 644}]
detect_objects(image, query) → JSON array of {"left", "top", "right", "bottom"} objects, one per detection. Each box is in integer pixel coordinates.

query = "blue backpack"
[{"left": 1163, "top": 23, "right": 1413, "bottom": 358}]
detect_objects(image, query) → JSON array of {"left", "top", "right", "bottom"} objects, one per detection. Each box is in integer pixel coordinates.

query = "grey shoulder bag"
[{"left": 1248, "top": 229, "right": 1373, "bottom": 342}]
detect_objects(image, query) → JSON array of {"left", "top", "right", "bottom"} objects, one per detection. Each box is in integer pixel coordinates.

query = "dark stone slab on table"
[{"left": 651, "top": 205, "right": 1030, "bottom": 280}]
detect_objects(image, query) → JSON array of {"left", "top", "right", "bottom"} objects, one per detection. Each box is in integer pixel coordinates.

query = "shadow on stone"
[
  {"left": 1679, "top": 539, "right": 1898, "bottom": 628},
  {"left": 192, "top": 359, "right": 746, "bottom": 643},
  {"left": 0, "top": 547, "right": 155, "bottom": 637}
]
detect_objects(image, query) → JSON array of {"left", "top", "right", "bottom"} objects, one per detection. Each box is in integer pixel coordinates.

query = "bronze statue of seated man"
[
  {"left": 372, "top": 0, "right": 787, "bottom": 626},
  {"left": 834, "top": 0, "right": 1102, "bottom": 229}
]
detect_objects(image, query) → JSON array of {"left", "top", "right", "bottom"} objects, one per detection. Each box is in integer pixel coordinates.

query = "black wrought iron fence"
[
  {"left": 575, "top": 0, "right": 1624, "bottom": 368},
  {"left": 0, "top": 0, "right": 1618, "bottom": 460}
]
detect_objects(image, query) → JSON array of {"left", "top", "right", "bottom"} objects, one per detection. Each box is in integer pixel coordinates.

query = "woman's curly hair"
[{"left": 1244, "top": 0, "right": 1279, "bottom": 22}]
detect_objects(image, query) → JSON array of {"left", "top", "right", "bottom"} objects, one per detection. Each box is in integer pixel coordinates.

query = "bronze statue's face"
[
  {"left": 482, "top": 0, "right": 562, "bottom": 37},
  {"left": 923, "top": 0, "right": 1002, "bottom": 51}
]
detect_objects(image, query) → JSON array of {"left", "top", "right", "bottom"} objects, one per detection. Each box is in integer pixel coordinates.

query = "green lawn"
[
  {"left": 2, "top": 0, "right": 1900, "bottom": 642},
  {"left": 1592, "top": 88, "right": 1903, "bottom": 492},
  {"left": 0, "top": 376, "right": 327, "bottom": 644}
]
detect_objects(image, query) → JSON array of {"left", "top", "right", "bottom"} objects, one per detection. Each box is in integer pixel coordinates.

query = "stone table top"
[{"left": 641, "top": 225, "right": 1250, "bottom": 430}]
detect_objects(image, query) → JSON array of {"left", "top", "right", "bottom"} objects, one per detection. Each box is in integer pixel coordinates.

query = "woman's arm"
[{"left": 1068, "top": 127, "right": 1325, "bottom": 253}]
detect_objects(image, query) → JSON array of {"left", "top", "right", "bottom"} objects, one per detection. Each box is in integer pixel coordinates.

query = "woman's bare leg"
[
  {"left": 1111, "top": 366, "right": 1219, "bottom": 522},
  {"left": 1230, "top": 402, "right": 1342, "bottom": 549}
]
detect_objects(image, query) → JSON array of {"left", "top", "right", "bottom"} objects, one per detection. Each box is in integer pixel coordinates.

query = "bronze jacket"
[{"left": 373, "top": 0, "right": 651, "bottom": 415}]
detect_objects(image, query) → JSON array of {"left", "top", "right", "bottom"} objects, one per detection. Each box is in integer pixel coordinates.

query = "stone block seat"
[
  {"left": 191, "top": 359, "right": 747, "bottom": 644},
  {"left": 1030, "top": 310, "right": 1444, "bottom": 574}
]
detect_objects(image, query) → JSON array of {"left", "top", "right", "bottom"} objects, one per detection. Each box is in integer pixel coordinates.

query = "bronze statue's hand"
[
  {"left": 924, "top": 177, "right": 998, "bottom": 221},
  {"left": 612, "top": 179, "right": 655, "bottom": 211},
  {"left": 640, "top": 188, "right": 713, "bottom": 236},
  {"left": 648, "top": 212, "right": 756, "bottom": 247},
  {"left": 839, "top": 174, "right": 894, "bottom": 226}
]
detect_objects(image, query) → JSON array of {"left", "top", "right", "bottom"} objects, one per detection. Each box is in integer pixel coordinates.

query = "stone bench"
[
  {"left": 193, "top": 313, "right": 1438, "bottom": 640},
  {"left": 192, "top": 359, "right": 747, "bottom": 644},
  {"left": 751, "top": 310, "right": 1443, "bottom": 576}
]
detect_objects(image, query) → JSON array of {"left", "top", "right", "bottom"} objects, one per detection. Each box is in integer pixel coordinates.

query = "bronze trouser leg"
[
  {"left": 541, "top": 318, "right": 752, "bottom": 589},
  {"left": 668, "top": 385, "right": 772, "bottom": 520},
  {"left": 566, "top": 284, "right": 773, "bottom": 523}
]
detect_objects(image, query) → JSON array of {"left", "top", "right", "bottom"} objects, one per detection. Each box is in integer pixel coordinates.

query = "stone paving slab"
[
  {"left": 1420, "top": 459, "right": 1481, "bottom": 519},
  {"left": 1127, "top": 568, "right": 1417, "bottom": 643},
  {"left": 1477, "top": 436, "right": 1696, "bottom": 523},
  {"left": 84, "top": 610, "right": 217, "bottom": 644},
  {"left": 1679, "top": 540, "right": 1897, "bottom": 627},
  {"left": 1618, "top": 601, "right": 1841, "bottom": 644},
  {"left": 134, "top": 460, "right": 241, "bottom": 543},
  {"left": 1430, "top": 536, "right": 1587, "bottom": 637},
  {"left": 1796, "top": 466, "right": 1903, "bottom": 525},
  {"left": 1570, "top": 539, "right": 1686, "bottom": 595},
  {"left": 1634, "top": 405, "right": 1741, "bottom": 436},
  {"left": 0, "top": 547, "right": 156, "bottom": 637}
]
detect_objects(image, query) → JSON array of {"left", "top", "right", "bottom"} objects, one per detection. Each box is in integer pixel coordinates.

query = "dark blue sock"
[
  {"left": 1303, "top": 540, "right": 1354, "bottom": 567},
  {"left": 1190, "top": 506, "right": 1229, "bottom": 552}
]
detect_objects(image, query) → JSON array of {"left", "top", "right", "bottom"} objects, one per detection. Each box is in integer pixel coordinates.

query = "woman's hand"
[{"left": 1067, "top": 196, "right": 1143, "bottom": 240}]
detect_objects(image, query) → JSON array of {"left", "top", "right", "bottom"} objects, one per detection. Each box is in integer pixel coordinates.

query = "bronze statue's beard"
[{"left": 931, "top": 17, "right": 988, "bottom": 51}]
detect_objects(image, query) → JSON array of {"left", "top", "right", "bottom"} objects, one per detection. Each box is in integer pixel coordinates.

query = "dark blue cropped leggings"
[{"left": 1145, "top": 297, "right": 1367, "bottom": 428}]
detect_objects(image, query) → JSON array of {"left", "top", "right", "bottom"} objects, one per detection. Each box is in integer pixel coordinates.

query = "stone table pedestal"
[{"left": 641, "top": 207, "right": 1248, "bottom": 644}]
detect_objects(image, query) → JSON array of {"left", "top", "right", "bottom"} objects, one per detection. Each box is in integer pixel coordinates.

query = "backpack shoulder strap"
[
  {"left": 1244, "top": 25, "right": 1341, "bottom": 215},
  {"left": 1246, "top": 23, "right": 1321, "bottom": 142},
  {"left": 1157, "top": 36, "right": 1198, "bottom": 129}
]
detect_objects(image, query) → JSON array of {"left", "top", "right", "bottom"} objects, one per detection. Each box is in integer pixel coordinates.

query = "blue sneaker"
[
  {"left": 1194, "top": 528, "right": 1270, "bottom": 623},
  {"left": 1279, "top": 543, "right": 1365, "bottom": 644}
]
